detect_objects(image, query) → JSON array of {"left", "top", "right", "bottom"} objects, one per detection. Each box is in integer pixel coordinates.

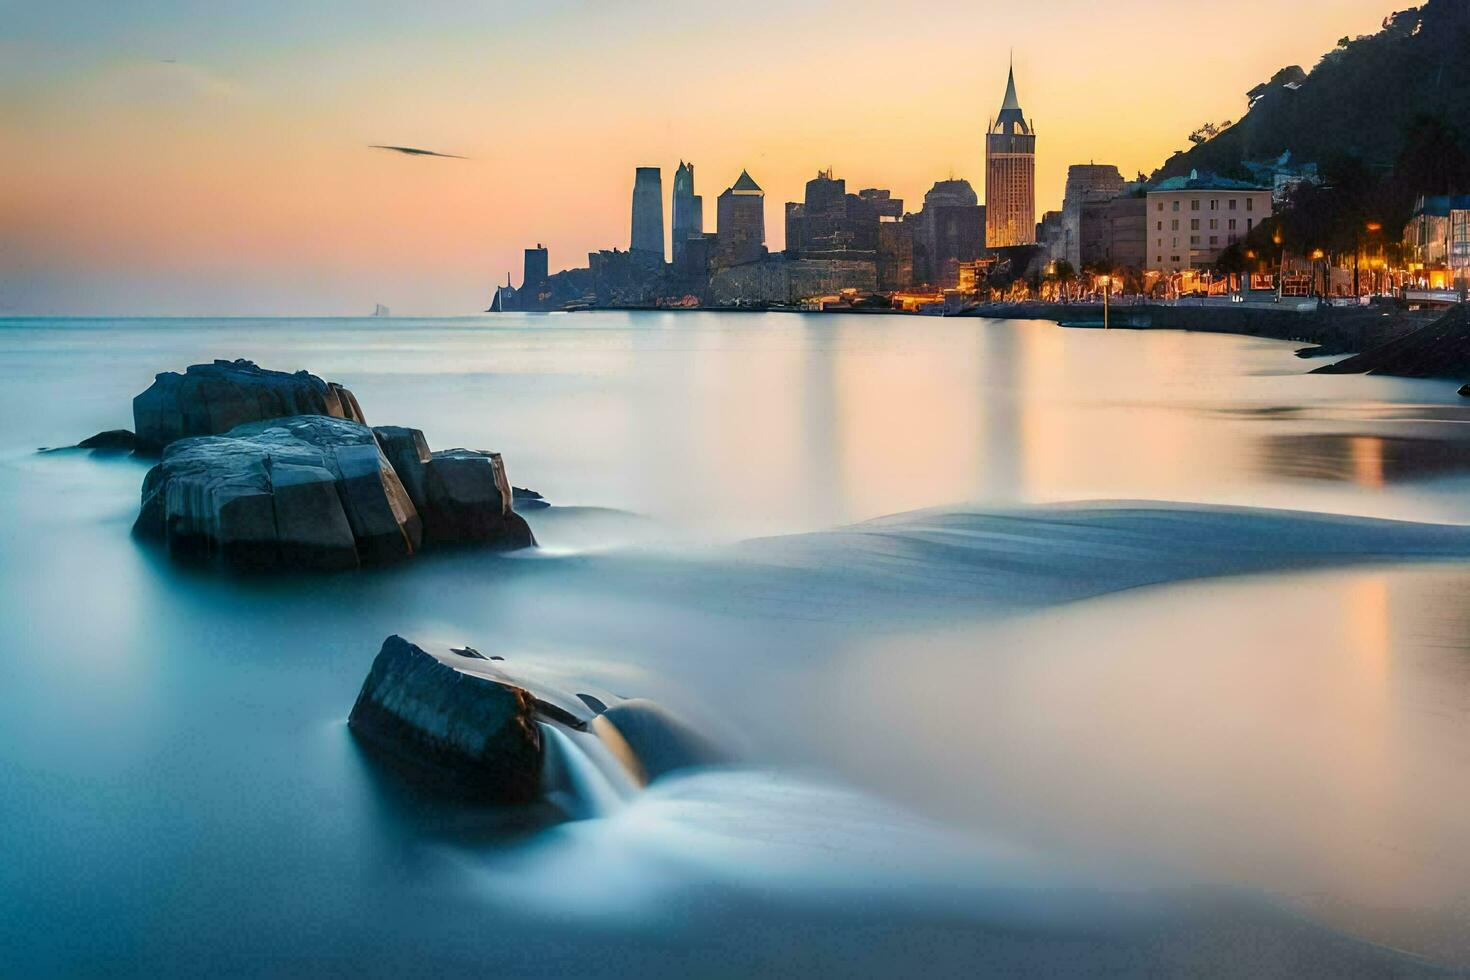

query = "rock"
[
  {"left": 132, "top": 359, "right": 367, "bottom": 453},
  {"left": 1458, "top": 383, "right": 1470, "bottom": 397},
  {"left": 599, "top": 700, "right": 729, "bottom": 781},
  {"left": 134, "top": 415, "right": 420, "bottom": 570},
  {"left": 348, "top": 636, "right": 543, "bottom": 803},
  {"left": 1313, "top": 305, "right": 1470, "bottom": 379},
  {"left": 374, "top": 426, "right": 535, "bottom": 549},
  {"left": 513, "top": 486, "right": 551, "bottom": 510},
  {"left": 77, "top": 429, "right": 139, "bottom": 452}
]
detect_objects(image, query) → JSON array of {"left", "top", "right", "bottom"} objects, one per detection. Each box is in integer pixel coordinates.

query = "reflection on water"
[
  {"left": 2, "top": 314, "right": 1469, "bottom": 973},
  {"left": 1260, "top": 432, "right": 1470, "bottom": 486},
  {"left": 817, "top": 565, "right": 1470, "bottom": 965}
]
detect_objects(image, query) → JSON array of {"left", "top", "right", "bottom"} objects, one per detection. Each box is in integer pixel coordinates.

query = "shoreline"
[{"left": 562, "top": 299, "right": 1444, "bottom": 356}]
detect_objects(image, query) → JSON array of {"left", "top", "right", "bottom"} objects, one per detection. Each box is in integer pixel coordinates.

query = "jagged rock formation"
[
  {"left": 134, "top": 416, "right": 533, "bottom": 570},
  {"left": 348, "top": 636, "right": 545, "bottom": 803},
  {"left": 373, "top": 426, "right": 534, "bottom": 547},
  {"left": 135, "top": 416, "right": 421, "bottom": 569},
  {"left": 132, "top": 358, "right": 366, "bottom": 453},
  {"left": 1313, "top": 305, "right": 1470, "bottom": 378}
]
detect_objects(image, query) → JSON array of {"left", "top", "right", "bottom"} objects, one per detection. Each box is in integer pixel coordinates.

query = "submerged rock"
[
  {"left": 373, "top": 426, "right": 534, "bottom": 549},
  {"left": 348, "top": 636, "right": 729, "bottom": 805},
  {"left": 348, "top": 636, "right": 544, "bottom": 804},
  {"left": 132, "top": 359, "right": 367, "bottom": 453},
  {"left": 599, "top": 700, "right": 729, "bottom": 781},
  {"left": 134, "top": 415, "right": 421, "bottom": 570},
  {"left": 77, "top": 429, "right": 139, "bottom": 452}
]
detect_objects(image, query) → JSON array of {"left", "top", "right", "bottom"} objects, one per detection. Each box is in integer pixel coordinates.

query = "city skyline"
[{"left": 1, "top": 0, "right": 1399, "bottom": 314}]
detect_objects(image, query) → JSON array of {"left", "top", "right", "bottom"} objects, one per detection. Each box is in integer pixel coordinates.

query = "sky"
[{"left": 0, "top": 0, "right": 1398, "bottom": 315}]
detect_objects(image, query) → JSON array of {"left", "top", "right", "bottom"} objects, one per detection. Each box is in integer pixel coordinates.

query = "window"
[
  {"left": 1157, "top": 202, "right": 1164, "bottom": 212},
  {"left": 1210, "top": 199, "right": 1219, "bottom": 211},
  {"left": 1209, "top": 236, "right": 1218, "bottom": 246},
  {"left": 1170, "top": 255, "right": 1181, "bottom": 263},
  {"left": 1190, "top": 200, "right": 1200, "bottom": 211},
  {"left": 1229, "top": 199, "right": 1237, "bottom": 211},
  {"left": 1157, "top": 255, "right": 1163, "bottom": 264},
  {"left": 1173, "top": 237, "right": 1179, "bottom": 247},
  {"left": 1228, "top": 219, "right": 1237, "bottom": 230},
  {"left": 1247, "top": 218, "right": 1254, "bottom": 231},
  {"left": 1228, "top": 234, "right": 1238, "bottom": 244},
  {"left": 1246, "top": 198, "right": 1254, "bottom": 212},
  {"left": 1190, "top": 235, "right": 1201, "bottom": 245},
  {"left": 1190, "top": 219, "right": 1199, "bottom": 230},
  {"left": 1209, "top": 219, "right": 1218, "bottom": 230},
  {"left": 1157, "top": 221, "right": 1163, "bottom": 231},
  {"left": 1172, "top": 201, "right": 1181, "bottom": 212},
  {"left": 1157, "top": 238, "right": 1163, "bottom": 247},
  {"left": 1172, "top": 219, "right": 1179, "bottom": 231}
]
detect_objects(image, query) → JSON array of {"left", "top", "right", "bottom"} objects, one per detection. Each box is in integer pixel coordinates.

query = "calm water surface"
[{"left": 1, "top": 313, "right": 1468, "bottom": 975}]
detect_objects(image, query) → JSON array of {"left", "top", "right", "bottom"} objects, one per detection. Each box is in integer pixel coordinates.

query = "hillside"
[{"left": 1154, "top": 0, "right": 1470, "bottom": 181}]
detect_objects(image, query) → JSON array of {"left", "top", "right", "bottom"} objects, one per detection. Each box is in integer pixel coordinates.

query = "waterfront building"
[
  {"left": 1037, "top": 210, "right": 1066, "bottom": 269},
  {"left": 1403, "top": 194, "right": 1470, "bottom": 288},
  {"left": 671, "top": 161, "right": 704, "bottom": 268},
  {"left": 1100, "top": 192, "right": 1148, "bottom": 272},
  {"left": 631, "top": 167, "right": 665, "bottom": 261},
  {"left": 710, "top": 254, "right": 876, "bottom": 306},
  {"left": 1061, "top": 164, "right": 1124, "bottom": 269},
  {"left": 785, "top": 172, "right": 902, "bottom": 257},
  {"left": 913, "top": 178, "right": 983, "bottom": 287},
  {"left": 985, "top": 65, "right": 1037, "bottom": 248},
  {"left": 877, "top": 216, "right": 915, "bottom": 291},
  {"left": 523, "top": 244, "right": 549, "bottom": 303},
  {"left": 1146, "top": 171, "right": 1272, "bottom": 274},
  {"left": 714, "top": 170, "right": 766, "bottom": 268}
]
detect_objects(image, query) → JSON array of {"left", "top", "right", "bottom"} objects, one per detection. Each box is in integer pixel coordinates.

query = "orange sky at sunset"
[{"left": 0, "top": 0, "right": 1398, "bottom": 314}]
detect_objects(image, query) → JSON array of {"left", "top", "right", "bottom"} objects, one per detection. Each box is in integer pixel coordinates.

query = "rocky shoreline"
[{"left": 63, "top": 358, "right": 538, "bottom": 569}]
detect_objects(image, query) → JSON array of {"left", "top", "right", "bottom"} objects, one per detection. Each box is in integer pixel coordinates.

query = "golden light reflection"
[{"left": 1349, "top": 435, "right": 1385, "bottom": 489}]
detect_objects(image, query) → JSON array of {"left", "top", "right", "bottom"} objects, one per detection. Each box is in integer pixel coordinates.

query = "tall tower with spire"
[
  {"left": 671, "top": 161, "right": 703, "bottom": 267},
  {"left": 985, "top": 62, "right": 1037, "bottom": 248}
]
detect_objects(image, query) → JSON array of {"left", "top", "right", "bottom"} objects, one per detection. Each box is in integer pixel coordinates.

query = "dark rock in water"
[
  {"left": 77, "top": 429, "right": 139, "bottom": 452},
  {"left": 132, "top": 359, "right": 367, "bottom": 453},
  {"left": 134, "top": 415, "right": 421, "bottom": 570},
  {"left": 576, "top": 693, "right": 608, "bottom": 715},
  {"left": 374, "top": 426, "right": 535, "bottom": 549},
  {"left": 599, "top": 700, "right": 729, "bottom": 781},
  {"left": 513, "top": 486, "right": 550, "bottom": 510},
  {"left": 1313, "top": 305, "right": 1470, "bottom": 379},
  {"left": 1458, "top": 383, "right": 1470, "bottom": 397},
  {"left": 348, "top": 636, "right": 543, "bottom": 804},
  {"left": 135, "top": 416, "right": 535, "bottom": 570},
  {"left": 449, "top": 645, "right": 488, "bottom": 660}
]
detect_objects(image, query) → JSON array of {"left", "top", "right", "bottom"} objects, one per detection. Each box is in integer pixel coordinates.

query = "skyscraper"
[
  {"left": 985, "top": 64, "right": 1036, "bottom": 248},
  {"left": 714, "top": 169, "right": 765, "bottom": 268},
  {"left": 671, "top": 161, "right": 703, "bottom": 267},
  {"left": 631, "top": 166, "right": 665, "bottom": 261}
]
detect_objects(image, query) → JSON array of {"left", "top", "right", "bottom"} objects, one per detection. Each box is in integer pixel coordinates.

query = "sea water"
[{"left": 1, "top": 313, "right": 1467, "bottom": 975}]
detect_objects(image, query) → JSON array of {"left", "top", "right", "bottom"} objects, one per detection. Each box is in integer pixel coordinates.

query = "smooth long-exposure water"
[{"left": 2, "top": 312, "right": 1468, "bottom": 975}]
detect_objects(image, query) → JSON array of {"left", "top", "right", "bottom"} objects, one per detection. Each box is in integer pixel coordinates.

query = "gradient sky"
[{"left": 1, "top": 0, "right": 1396, "bottom": 315}]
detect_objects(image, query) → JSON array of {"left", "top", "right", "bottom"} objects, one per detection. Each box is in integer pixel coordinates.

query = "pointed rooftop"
[
  {"left": 729, "top": 169, "right": 763, "bottom": 195},
  {"left": 992, "top": 64, "right": 1031, "bottom": 136}
]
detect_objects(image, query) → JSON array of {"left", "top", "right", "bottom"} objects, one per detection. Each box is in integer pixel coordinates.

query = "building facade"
[
  {"left": 1145, "top": 171, "right": 1272, "bottom": 273},
  {"left": 631, "top": 166, "right": 665, "bottom": 261},
  {"left": 1061, "top": 164, "right": 1124, "bottom": 269},
  {"left": 671, "top": 161, "right": 703, "bottom": 268},
  {"left": 985, "top": 66, "right": 1036, "bottom": 248},
  {"left": 714, "top": 169, "right": 766, "bottom": 269},
  {"left": 1404, "top": 194, "right": 1470, "bottom": 287}
]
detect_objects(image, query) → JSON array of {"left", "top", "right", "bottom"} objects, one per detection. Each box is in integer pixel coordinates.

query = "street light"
[{"left": 1098, "top": 275, "right": 1112, "bottom": 329}]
